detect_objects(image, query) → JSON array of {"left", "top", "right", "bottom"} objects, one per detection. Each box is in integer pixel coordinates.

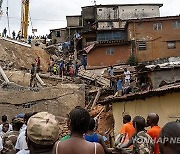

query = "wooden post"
[{"left": 91, "top": 88, "right": 101, "bottom": 110}]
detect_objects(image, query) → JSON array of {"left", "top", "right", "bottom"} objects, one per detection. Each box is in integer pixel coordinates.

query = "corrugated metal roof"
[{"left": 99, "top": 82, "right": 180, "bottom": 105}]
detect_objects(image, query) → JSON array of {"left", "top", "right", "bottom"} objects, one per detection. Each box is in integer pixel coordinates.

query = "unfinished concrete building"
[
  {"left": 81, "top": 4, "right": 163, "bottom": 46},
  {"left": 49, "top": 28, "right": 67, "bottom": 43}
]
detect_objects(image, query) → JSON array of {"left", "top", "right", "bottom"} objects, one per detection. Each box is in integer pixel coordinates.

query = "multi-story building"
[
  {"left": 81, "top": 3, "right": 163, "bottom": 47},
  {"left": 128, "top": 16, "right": 180, "bottom": 62},
  {"left": 49, "top": 4, "right": 180, "bottom": 67},
  {"left": 86, "top": 15, "right": 180, "bottom": 66},
  {"left": 49, "top": 28, "right": 67, "bottom": 43}
]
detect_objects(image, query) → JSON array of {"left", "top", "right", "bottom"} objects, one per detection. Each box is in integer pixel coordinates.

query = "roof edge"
[{"left": 82, "top": 3, "right": 163, "bottom": 8}]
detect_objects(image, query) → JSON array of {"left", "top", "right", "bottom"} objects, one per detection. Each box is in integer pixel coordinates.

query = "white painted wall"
[
  {"left": 118, "top": 5, "right": 160, "bottom": 20},
  {"left": 96, "top": 7, "right": 118, "bottom": 20},
  {"left": 96, "top": 5, "right": 160, "bottom": 21}
]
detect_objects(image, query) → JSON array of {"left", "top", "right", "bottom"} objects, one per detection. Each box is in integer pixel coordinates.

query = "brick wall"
[{"left": 87, "top": 44, "right": 131, "bottom": 66}]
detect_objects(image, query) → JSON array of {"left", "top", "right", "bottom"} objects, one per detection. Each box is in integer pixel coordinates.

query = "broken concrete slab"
[
  {"left": 1, "top": 37, "right": 31, "bottom": 48},
  {"left": 0, "top": 83, "right": 85, "bottom": 121},
  {"left": 78, "top": 69, "right": 110, "bottom": 87}
]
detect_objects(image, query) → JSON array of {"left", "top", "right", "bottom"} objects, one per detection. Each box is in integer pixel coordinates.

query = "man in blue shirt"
[{"left": 115, "top": 77, "right": 123, "bottom": 97}]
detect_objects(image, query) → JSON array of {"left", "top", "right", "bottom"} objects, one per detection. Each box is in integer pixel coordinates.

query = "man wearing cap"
[{"left": 17, "top": 112, "right": 59, "bottom": 154}]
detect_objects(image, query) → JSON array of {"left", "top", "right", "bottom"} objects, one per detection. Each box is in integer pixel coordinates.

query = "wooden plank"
[{"left": 91, "top": 88, "right": 101, "bottom": 110}]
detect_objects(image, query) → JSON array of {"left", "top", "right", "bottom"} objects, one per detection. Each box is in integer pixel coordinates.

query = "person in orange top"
[
  {"left": 120, "top": 115, "right": 135, "bottom": 143},
  {"left": 146, "top": 113, "right": 161, "bottom": 154}
]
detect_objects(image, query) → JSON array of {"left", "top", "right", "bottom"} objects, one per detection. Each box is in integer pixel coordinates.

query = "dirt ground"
[{"left": 0, "top": 39, "right": 50, "bottom": 72}]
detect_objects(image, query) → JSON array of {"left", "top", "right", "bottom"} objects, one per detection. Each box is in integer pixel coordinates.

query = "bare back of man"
[{"left": 54, "top": 137, "right": 105, "bottom": 154}]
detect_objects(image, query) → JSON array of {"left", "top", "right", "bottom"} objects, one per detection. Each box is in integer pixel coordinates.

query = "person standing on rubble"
[
  {"left": 49, "top": 58, "right": 54, "bottom": 76},
  {"left": 59, "top": 60, "right": 64, "bottom": 77},
  {"left": 124, "top": 68, "right": 131, "bottom": 87},
  {"left": 82, "top": 54, "right": 87, "bottom": 70},
  {"left": 3, "top": 28, "right": 7, "bottom": 37},
  {"left": 36, "top": 57, "right": 41, "bottom": 73},
  {"left": 108, "top": 66, "right": 115, "bottom": 88},
  {"left": 114, "top": 77, "right": 123, "bottom": 97},
  {"left": 30, "top": 63, "right": 37, "bottom": 87},
  {"left": 12, "top": 31, "right": 16, "bottom": 39}
]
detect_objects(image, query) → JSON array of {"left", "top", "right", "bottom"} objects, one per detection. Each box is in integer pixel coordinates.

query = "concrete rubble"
[{"left": 0, "top": 39, "right": 115, "bottom": 143}]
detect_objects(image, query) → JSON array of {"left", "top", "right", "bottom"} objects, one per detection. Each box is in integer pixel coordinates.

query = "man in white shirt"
[
  {"left": 15, "top": 130, "right": 28, "bottom": 151},
  {"left": 15, "top": 112, "right": 37, "bottom": 152},
  {"left": 0, "top": 136, "right": 3, "bottom": 152},
  {"left": 124, "top": 68, "right": 131, "bottom": 86},
  {"left": 17, "top": 149, "right": 30, "bottom": 154}
]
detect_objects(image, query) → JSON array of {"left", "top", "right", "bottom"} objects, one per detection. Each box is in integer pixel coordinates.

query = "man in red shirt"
[{"left": 146, "top": 113, "right": 161, "bottom": 154}]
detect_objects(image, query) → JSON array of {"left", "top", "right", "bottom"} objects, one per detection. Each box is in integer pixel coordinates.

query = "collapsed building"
[{"left": 0, "top": 38, "right": 85, "bottom": 121}]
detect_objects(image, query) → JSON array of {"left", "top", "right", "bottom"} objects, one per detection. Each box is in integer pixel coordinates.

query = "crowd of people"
[
  {"left": 48, "top": 58, "right": 79, "bottom": 77},
  {"left": 1, "top": 27, "right": 48, "bottom": 45},
  {"left": 116, "top": 113, "right": 180, "bottom": 154},
  {"left": 0, "top": 107, "right": 179, "bottom": 154},
  {"left": 48, "top": 54, "right": 87, "bottom": 78}
]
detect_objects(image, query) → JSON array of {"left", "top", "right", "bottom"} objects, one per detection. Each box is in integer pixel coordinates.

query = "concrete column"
[{"left": 0, "top": 65, "right": 10, "bottom": 83}]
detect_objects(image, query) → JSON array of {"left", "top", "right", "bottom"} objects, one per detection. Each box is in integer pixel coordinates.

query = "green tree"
[{"left": 127, "top": 55, "right": 139, "bottom": 66}]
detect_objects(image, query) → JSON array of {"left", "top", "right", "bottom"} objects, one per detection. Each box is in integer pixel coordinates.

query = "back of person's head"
[
  {"left": 159, "top": 121, "right": 180, "bottom": 154},
  {"left": 24, "top": 112, "right": 37, "bottom": 125},
  {"left": 69, "top": 106, "right": 90, "bottom": 134},
  {"left": 2, "top": 115, "right": 8, "bottom": 123},
  {"left": 123, "top": 115, "right": 131, "bottom": 124},
  {"left": 147, "top": 113, "right": 159, "bottom": 126},
  {"left": 133, "top": 116, "right": 145, "bottom": 131},
  {"left": 88, "top": 118, "right": 96, "bottom": 131},
  {"left": 27, "top": 112, "right": 59, "bottom": 153},
  {"left": 12, "top": 118, "right": 24, "bottom": 131}
]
